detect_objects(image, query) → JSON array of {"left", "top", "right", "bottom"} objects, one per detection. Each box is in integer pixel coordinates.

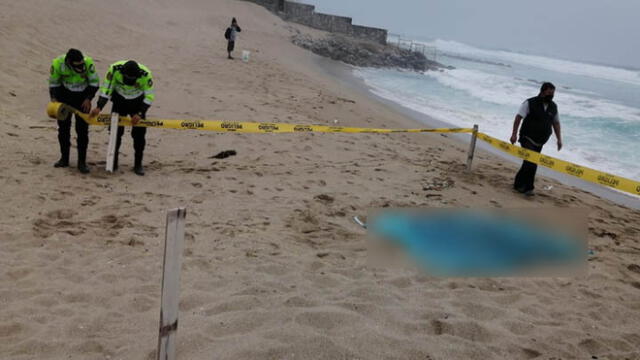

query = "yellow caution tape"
[
  {"left": 46, "top": 102, "right": 639, "bottom": 196},
  {"left": 477, "top": 132, "right": 640, "bottom": 197},
  {"left": 46, "top": 102, "right": 473, "bottom": 134}
]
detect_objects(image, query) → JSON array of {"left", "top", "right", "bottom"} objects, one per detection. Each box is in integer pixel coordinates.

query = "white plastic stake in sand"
[
  {"left": 106, "top": 113, "right": 119, "bottom": 172},
  {"left": 157, "top": 208, "right": 187, "bottom": 360},
  {"left": 466, "top": 124, "right": 479, "bottom": 172}
]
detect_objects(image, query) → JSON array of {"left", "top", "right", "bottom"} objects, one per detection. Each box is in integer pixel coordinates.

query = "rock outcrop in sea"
[{"left": 292, "top": 34, "right": 454, "bottom": 72}]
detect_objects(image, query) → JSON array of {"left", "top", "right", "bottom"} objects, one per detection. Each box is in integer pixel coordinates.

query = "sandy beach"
[{"left": 1, "top": 0, "right": 640, "bottom": 359}]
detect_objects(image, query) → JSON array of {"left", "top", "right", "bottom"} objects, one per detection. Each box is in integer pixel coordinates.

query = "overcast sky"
[{"left": 302, "top": 0, "right": 639, "bottom": 69}]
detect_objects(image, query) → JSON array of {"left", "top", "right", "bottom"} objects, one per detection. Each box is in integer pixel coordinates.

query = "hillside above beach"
[{"left": 1, "top": 1, "right": 640, "bottom": 359}]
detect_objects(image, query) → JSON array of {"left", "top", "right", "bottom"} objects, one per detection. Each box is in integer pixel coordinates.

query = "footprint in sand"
[
  {"left": 204, "top": 296, "right": 262, "bottom": 316},
  {"left": 47, "top": 209, "right": 77, "bottom": 220},
  {"left": 126, "top": 295, "right": 154, "bottom": 315},
  {"left": 205, "top": 312, "right": 270, "bottom": 338},
  {"left": 578, "top": 338, "right": 610, "bottom": 355},
  {"left": 283, "top": 296, "right": 317, "bottom": 308},
  {"left": 73, "top": 341, "right": 112, "bottom": 357},
  {"left": 295, "top": 310, "right": 360, "bottom": 331},
  {"left": 0, "top": 322, "right": 25, "bottom": 338},
  {"left": 500, "top": 320, "right": 535, "bottom": 336},
  {"left": 519, "top": 348, "right": 542, "bottom": 359},
  {"left": 6, "top": 268, "right": 33, "bottom": 281},
  {"left": 434, "top": 319, "right": 494, "bottom": 342},
  {"left": 627, "top": 264, "right": 640, "bottom": 274}
]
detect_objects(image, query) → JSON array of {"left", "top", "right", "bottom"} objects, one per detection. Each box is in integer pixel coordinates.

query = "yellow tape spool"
[{"left": 46, "top": 102, "right": 72, "bottom": 121}]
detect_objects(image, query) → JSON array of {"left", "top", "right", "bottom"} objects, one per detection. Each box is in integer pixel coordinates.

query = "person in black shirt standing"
[
  {"left": 224, "top": 18, "right": 242, "bottom": 60},
  {"left": 510, "top": 82, "right": 563, "bottom": 196}
]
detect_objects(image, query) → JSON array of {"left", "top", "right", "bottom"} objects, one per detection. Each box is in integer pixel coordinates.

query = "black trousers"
[
  {"left": 56, "top": 89, "right": 89, "bottom": 163},
  {"left": 110, "top": 93, "right": 147, "bottom": 164},
  {"left": 514, "top": 138, "right": 544, "bottom": 192}
]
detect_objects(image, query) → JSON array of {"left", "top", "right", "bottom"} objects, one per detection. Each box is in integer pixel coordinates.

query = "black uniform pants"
[
  {"left": 56, "top": 88, "right": 89, "bottom": 162},
  {"left": 110, "top": 93, "right": 147, "bottom": 163},
  {"left": 514, "top": 138, "right": 544, "bottom": 192}
]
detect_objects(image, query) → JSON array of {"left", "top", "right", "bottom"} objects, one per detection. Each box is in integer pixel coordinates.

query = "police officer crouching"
[
  {"left": 91, "top": 60, "right": 155, "bottom": 176},
  {"left": 49, "top": 48, "right": 100, "bottom": 173}
]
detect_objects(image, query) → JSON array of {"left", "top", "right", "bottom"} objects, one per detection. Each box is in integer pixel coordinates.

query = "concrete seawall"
[{"left": 242, "top": 0, "right": 388, "bottom": 45}]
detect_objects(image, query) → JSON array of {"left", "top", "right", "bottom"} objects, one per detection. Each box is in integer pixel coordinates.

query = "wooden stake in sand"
[
  {"left": 466, "top": 124, "right": 479, "bottom": 172},
  {"left": 106, "top": 113, "right": 119, "bottom": 172},
  {"left": 157, "top": 208, "right": 187, "bottom": 360}
]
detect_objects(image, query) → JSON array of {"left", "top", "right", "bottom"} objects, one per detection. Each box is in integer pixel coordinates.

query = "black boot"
[
  {"left": 54, "top": 158, "right": 69, "bottom": 168},
  {"left": 56, "top": 121, "right": 71, "bottom": 168},
  {"left": 112, "top": 152, "right": 119, "bottom": 172},
  {"left": 54, "top": 148, "right": 69, "bottom": 168},
  {"left": 77, "top": 148, "right": 90, "bottom": 174},
  {"left": 133, "top": 152, "right": 144, "bottom": 176},
  {"left": 77, "top": 162, "right": 90, "bottom": 174}
]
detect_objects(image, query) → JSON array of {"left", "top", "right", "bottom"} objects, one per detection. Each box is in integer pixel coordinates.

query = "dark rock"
[
  {"left": 628, "top": 264, "right": 640, "bottom": 274},
  {"left": 314, "top": 194, "right": 335, "bottom": 203},
  {"left": 210, "top": 150, "right": 237, "bottom": 159},
  {"left": 292, "top": 34, "right": 452, "bottom": 72}
]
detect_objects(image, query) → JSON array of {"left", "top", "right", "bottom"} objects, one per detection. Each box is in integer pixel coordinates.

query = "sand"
[{"left": 1, "top": 0, "right": 640, "bottom": 359}]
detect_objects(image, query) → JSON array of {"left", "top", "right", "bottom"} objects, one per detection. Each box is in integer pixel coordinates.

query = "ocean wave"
[
  {"left": 353, "top": 67, "right": 640, "bottom": 180},
  {"left": 419, "top": 39, "right": 640, "bottom": 86},
  {"left": 424, "top": 68, "right": 640, "bottom": 122}
]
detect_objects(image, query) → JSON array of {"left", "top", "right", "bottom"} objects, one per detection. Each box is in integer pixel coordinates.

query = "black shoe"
[
  {"left": 54, "top": 159, "right": 69, "bottom": 168},
  {"left": 212, "top": 150, "right": 237, "bottom": 159},
  {"left": 134, "top": 165, "right": 145, "bottom": 176},
  {"left": 524, "top": 190, "right": 535, "bottom": 197},
  {"left": 78, "top": 163, "right": 90, "bottom": 174}
]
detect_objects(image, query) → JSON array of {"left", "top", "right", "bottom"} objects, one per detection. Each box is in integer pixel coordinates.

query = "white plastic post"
[
  {"left": 106, "top": 113, "right": 119, "bottom": 172},
  {"left": 466, "top": 124, "right": 479, "bottom": 172},
  {"left": 157, "top": 208, "right": 187, "bottom": 360}
]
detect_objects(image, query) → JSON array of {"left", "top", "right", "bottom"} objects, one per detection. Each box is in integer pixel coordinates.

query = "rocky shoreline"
[{"left": 292, "top": 33, "right": 453, "bottom": 72}]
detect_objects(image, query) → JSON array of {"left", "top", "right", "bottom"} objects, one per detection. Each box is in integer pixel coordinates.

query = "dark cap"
[
  {"left": 123, "top": 60, "right": 140, "bottom": 77},
  {"left": 66, "top": 48, "right": 84, "bottom": 63}
]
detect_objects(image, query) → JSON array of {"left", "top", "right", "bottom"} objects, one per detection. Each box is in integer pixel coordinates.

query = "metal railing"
[{"left": 389, "top": 33, "right": 438, "bottom": 62}]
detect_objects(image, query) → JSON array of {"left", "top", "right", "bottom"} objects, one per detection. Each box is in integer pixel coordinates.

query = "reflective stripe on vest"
[{"left": 114, "top": 87, "right": 145, "bottom": 99}]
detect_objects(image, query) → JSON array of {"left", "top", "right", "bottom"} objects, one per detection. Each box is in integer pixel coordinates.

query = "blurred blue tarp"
[{"left": 369, "top": 211, "right": 585, "bottom": 277}]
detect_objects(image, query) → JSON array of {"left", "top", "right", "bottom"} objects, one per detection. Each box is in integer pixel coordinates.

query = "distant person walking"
[
  {"left": 224, "top": 18, "right": 242, "bottom": 59},
  {"left": 49, "top": 48, "right": 100, "bottom": 174},
  {"left": 510, "top": 82, "right": 563, "bottom": 196}
]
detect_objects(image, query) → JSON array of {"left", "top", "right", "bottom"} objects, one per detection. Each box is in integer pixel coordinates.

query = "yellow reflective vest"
[
  {"left": 99, "top": 61, "right": 155, "bottom": 105},
  {"left": 49, "top": 55, "right": 100, "bottom": 93}
]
